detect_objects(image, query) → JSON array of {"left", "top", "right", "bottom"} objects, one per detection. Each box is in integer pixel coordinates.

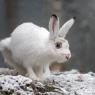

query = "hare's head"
[{"left": 48, "top": 14, "right": 75, "bottom": 63}]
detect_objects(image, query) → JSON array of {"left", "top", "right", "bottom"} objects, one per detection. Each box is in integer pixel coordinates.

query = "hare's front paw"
[
  {"left": 25, "top": 67, "right": 40, "bottom": 81},
  {"left": 26, "top": 73, "right": 40, "bottom": 81}
]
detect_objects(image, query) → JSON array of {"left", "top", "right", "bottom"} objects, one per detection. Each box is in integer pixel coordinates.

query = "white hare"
[{"left": 0, "top": 14, "right": 75, "bottom": 80}]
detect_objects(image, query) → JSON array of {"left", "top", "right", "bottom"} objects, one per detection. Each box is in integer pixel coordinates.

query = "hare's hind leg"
[
  {"left": 2, "top": 48, "right": 26, "bottom": 75},
  {"left": 2, "top": 48, "right": 15, "bottom": 67}
]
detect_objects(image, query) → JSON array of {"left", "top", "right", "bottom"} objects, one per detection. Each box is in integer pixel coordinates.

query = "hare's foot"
[
  {"left": 43, "top": 64, "right": 51, "bottom": 78},
  {"left": 26, "top": 67, "right": 39, "bottom": 81}
]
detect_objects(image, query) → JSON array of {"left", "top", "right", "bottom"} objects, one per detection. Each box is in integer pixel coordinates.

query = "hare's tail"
[{"left": 0, "top": 37, "right": 11, "bottom": 51}]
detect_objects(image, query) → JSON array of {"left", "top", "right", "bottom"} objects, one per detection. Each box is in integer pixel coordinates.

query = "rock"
[{"left": 0, "top": 69, "right": 95, "bottom": 95}]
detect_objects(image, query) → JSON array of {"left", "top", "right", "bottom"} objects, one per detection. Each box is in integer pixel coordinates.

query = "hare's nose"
[{"left": 65, "top": 53, "right": 71, "bottom": 60}]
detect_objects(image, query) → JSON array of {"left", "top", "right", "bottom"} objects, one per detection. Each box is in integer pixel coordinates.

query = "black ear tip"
[
  {"left": 51, "top": 14, "right": 58, "bottom": 19},
  {"left": 73, "top": 16, "right": 76, "bottom": 20}
]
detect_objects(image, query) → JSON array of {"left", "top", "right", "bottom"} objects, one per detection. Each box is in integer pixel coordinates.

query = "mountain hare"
[{"left": 0, "top": 14, "right": 75, "bottom": 80}]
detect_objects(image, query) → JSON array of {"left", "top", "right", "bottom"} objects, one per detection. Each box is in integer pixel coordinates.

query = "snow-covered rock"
[{"left": 0, "top": 69, "right": 95, "bottom": 95}]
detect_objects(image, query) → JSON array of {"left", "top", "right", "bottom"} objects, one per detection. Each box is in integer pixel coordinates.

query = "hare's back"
[
  {"left": 10, "top": 23, "right": 49, "bottom": 57},
  {"left": 11, "top": 23, "right": 49, "bottom": 44}
]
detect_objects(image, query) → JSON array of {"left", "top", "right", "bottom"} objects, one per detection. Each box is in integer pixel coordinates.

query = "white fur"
[{"left": 0, "top": 15, "right": 75, "bottom": 80}]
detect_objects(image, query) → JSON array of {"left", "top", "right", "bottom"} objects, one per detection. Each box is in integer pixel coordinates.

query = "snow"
[
  {"left": 0, "top": 75, "right": 33, "bottom": 95},
  {"left": 46, "top": 70, "right": 95, "bottom": 95},
  {"left": 0, "top": 70, "right": 95, "bottom": 95}
]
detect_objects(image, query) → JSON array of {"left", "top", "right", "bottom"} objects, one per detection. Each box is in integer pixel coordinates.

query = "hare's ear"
[
  {"left": 59, "top": 18, "right": 75, "bottom": 38},
  {"left": 49, "top": 14, "right": 59, "bottom": 40}
]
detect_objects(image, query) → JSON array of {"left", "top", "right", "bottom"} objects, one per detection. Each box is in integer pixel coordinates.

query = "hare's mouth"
[{"left": 57, "top": 58, "right": 67, "bottom": 63}]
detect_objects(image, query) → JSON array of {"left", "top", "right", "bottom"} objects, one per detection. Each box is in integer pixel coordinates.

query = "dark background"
[{"left": 0, "top": 0, "right": 95, "bottom": 72}]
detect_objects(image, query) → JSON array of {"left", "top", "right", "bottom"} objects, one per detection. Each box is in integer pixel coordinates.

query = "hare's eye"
[{"left": 55, "top": 42, "right": 62, "bottom": 49}]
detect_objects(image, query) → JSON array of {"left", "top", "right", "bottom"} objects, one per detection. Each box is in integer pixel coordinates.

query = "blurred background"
[{"left": 0, "top": 0, "right": 95, "bottom": 72}]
